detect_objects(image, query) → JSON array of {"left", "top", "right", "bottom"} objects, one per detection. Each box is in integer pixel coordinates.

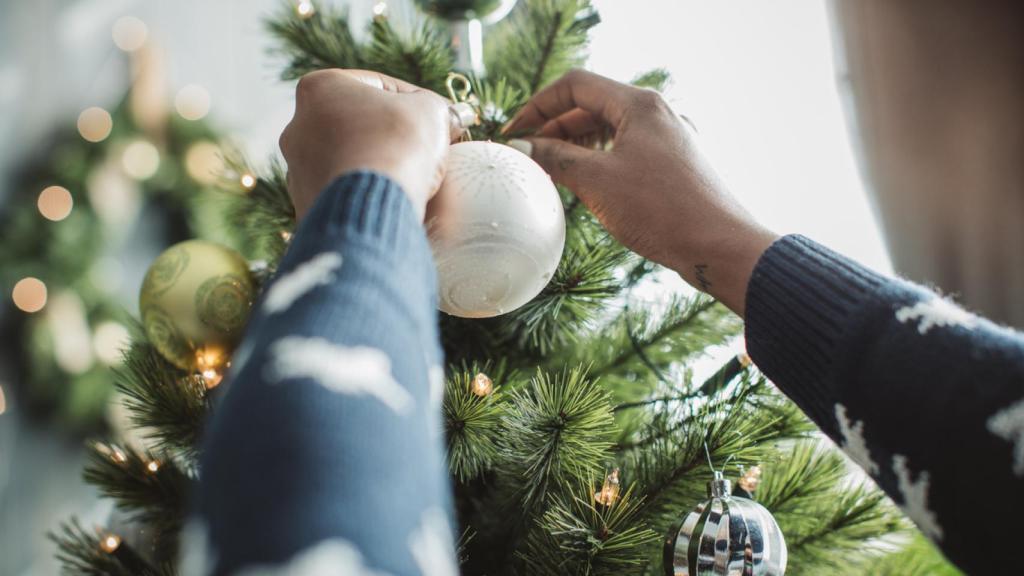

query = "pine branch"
[
  {"left": 758, "top": 442, "right": 906, "bottom": 574},
  {"left": 486, "top": 0, "right": 599, "bottom": 94},
  {"left": 220, "top": 157, "right": 294, "bottom": 262},
  {"left": 363, "top": 17, "right": 454, "bottom": 95},
  {"left": 115, "top": 328, "right": 210, "bottom": 459},
  {"left": 519, "top": 483, "right": 659, "bottom": 575},
  {"left": 862, "top": 533, "right": 963, "bottom": 576},
  {"left": 266, "top": 3, "right": 362, "bottom": 79},
  {"left": 501, "top": 367, "right": 614, "bottom": 514},
  {"left": 445, "top": 368, "right": 505, "bottom": 482},
  {"left": 50, "top": 519, "right": 133, "bottom": 576},
  {"left": 630, "top": 68, "right": 672, "bottom": 92},
  {"left": 83, "top": 443, "right": 191, "bottom": 561}
]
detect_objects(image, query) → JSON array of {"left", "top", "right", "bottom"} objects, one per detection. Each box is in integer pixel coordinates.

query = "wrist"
[{"left": 671, "top": 221, "right": 778, "bottom": 317}]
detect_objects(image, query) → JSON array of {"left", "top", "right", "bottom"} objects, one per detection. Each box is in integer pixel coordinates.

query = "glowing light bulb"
[
  {"left": 146, "top": 460, "right": 161, "bottom": 473},
  {"left": 38, "top": 186, "right": 73, "bottom": 221},
  {"left": 100, "top": 534, "right": 122, "bottom": 553},
  {"left": 738, "top": 465, "right": 762, "bottom": 494},
  {"left": 296, "top": 1, "right": 315, "bottom": 18},
  {"left": 594, "top": 468, "right": 621, "bottom": 506},
  {"left": 112, "top": 16, "right": 148, "bottom": 51},
  {"left": 77, "top": 107, "right": 113, "bottom": 142},
  {"left": 175, "top": 84, "right": 211, "bottom": 121},
  {"left": 12, "top": 277, "right": 47, "bottom": 313},
  {"left": 240, "top": 173, "right": 257, "bottom": 190},
  {"left": 196, "top": 346, "right": 227, "bottom": 389},
  {"left": 372, "top": 1, "right": 388, "bottom": 17},
  {"left": 471, "top": 372, "right": 493, "bottom": 396}
]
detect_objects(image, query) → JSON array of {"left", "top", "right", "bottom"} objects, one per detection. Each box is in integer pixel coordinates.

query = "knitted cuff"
[{"left": 743, "top": 234, "right": 889, "bottom": 423}]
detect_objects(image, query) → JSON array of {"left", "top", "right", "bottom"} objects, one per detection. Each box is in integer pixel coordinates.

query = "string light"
[
  {"left": 471, "top": 372, "right": 493, "bottom": 396},
  {"left": 372, "top": 1, "right": 389, "bottom": 18},
  {"left": 77, "top": 107, "right": 113, "bottom": 142},
  {"left": 112, "top": 16, "right": 148, "bottom": 52},
  {"left": 737, "top": 465, "right": 762, "bottom": 494},
  {"left": 100, "top": 533, "right": 122, "bottom": 554},
  {"left": 175, "top": 84, "right": 211, "bottom": 121},
  {"left": 0, "top": 383, "right": 6, "bottom": 415},
  {"left": 121, "top": 139, "right": 161, "bottom": 180},
  {"left": 296, "top": 1, "right": 315, "bottom": 18},
  {"left": 37, "top": 185, "right": 73, "bottom": 221},
  {"left": 594, "top": 468, "right": 621, "bottom": 506},
  {"left": 280, "top": 231, "right": 293, "bottom": 242},
  {"left": 145, "top": 460, "right": 161, "bottom": 474},
  {"left": 240, "top": 172, "right": 257, "bottom": 190},
  {"left": 184, "top": 141, "right": 224, "bottom": 185},
  {"left": 195, "top": 346, "right": 227, "bottom": 389},
  {"left": 12, "top": 277, "right": 47, "bottom": 313},
  {"left": 95, "top": 442, "right": 129, "bottom": 464}
]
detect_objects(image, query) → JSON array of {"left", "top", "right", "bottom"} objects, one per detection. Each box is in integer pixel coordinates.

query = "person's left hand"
[{"left": 279, "top": 69, "right": 461, "bottom": 221}]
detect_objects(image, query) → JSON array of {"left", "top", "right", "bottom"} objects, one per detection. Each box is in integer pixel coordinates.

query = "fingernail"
[{"left": 507, "top": 138, "right": 533, "bottom": 157}]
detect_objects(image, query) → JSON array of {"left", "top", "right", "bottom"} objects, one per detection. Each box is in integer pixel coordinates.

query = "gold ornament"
[
  {"left": 139, "top": 240, "right": 254, "bottom": 369},
  {"left": 471, "top": 372, "right": 493, "bottom": 396},
  {"left": 594, "top": 468, "right": 621, "bottom": 506}
]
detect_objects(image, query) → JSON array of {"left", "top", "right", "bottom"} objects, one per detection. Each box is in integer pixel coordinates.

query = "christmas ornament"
[
  {"left": 427, "top": 141, "right": 565, "bottom": 318},
  {"left": 664, "top": 471, "right": 787, "bottom": 576},
  {"left": 139, "top": 240, "right": 254, "bottom": 369},
  {"left": 416, "top": 0, "right": 518, "bottom": 74},
  {"left": 414, "top": 0, "right": 516, "bottom": 22}
]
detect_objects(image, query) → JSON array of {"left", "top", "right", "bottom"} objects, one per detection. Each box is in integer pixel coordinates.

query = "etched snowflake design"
[
  {"left": 892, "top": 455, "right": 943, "bottom": 540},
  {"left": 834, "top": 404, "right": 879, "bottom": 474},
  {"left": 446, "top": 143, "right": 530, "bottom": 201},
  {"left": 895, "top": 297, "right": 978, "bottom": 334},
  {"left": 988, "top": 397, "right": 1024, "bottom": 476}
]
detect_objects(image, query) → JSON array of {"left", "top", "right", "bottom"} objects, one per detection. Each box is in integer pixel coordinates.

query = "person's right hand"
[{"left": 505, "top": 70, "right": 779, "bottom": 316}]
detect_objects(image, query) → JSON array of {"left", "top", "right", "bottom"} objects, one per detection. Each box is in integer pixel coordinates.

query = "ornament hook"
[{"left": 446, "top": 72, "right": 479, "bottom": 140}]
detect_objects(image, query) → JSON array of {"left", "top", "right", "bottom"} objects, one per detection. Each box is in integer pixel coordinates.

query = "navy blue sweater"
[{"left": 195, "top": 172, "right": 1024, "bottom": 575}]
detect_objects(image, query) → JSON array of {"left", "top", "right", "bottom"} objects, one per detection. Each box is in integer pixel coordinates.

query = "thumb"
[{"left": 508, "top": 137, "right": 597, "bottom": 193}]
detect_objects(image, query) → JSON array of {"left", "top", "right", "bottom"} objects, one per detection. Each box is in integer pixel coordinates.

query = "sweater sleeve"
[
  {"left": 192, "top": 172, "right": 456, "bottom": 575},
  {"left": 745, "top": 234, "right": 1024, "bottom": 574}
]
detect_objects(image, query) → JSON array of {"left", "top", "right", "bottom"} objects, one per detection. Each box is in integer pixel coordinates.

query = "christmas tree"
[
  {"left": 51, "top": 1, "right": 958, "bottom": 574},
  {"left": 0, "top": 38, "right": 240, "bottom": 432}
]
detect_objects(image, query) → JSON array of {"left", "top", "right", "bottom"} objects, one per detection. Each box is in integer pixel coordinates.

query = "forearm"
[
  {"left": 744, "top": 234, "right": 1024, "bottom": 574},
  {"left": 194, "top": 172, "right": 454, "bottom": 574}
]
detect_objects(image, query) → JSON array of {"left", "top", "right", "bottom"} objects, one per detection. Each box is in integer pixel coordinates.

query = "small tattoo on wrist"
[{"left": 694, "top": 264, "right": 712, "bottom": 292}]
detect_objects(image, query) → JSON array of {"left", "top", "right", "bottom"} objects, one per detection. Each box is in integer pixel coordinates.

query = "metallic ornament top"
[{"left": 664, "top": 472, "right": 787, "bottom": 576}]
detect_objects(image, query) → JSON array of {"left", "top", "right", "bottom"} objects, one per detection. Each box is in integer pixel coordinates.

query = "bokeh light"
[
  {"left": 77, "top": 107, "right": 113, "bottom": 142},
  {"left": 37, "top": 185, "right": 73, "bottom": 221},
  {"left": 297, "top": 1, "right": 316, "bottom": 18},
  {"left": 185, "top": 140, "right": 225, "bottom": 185},
  {"left": 175, "top": 84, "right": 211, "bottom": 121},
  {"left": 121, "top": 139, "right": 161, "bottom": 180},
  {"left": 93, "top": 321, "right": 130, "bottom": 366},
  {"left": 12, "top": 277, "right": 47, "bottom": 313},
  {"left": 240, "top": 173, "right": 257, "bottom": 190},
  {"left": 112, "top": 16, "right": 148, "bottom": 52}
]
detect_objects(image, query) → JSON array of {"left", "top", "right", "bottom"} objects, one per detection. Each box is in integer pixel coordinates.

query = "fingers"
[
  {"left": 331, "top": 68, "right": 426, "bottom": 94},
  {"left": 516, "top": 137, "right": 599, "bottom": 193},
  {"left": 505, "top": 69, "right": 636, "bottom": 135},
  {"left": 537, "top": 108, "right": 603, "bottom": 140}
]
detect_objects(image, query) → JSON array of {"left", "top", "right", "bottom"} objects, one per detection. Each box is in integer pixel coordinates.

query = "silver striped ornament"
[{"left": 664, "top": 472, "right": 787, "bottom": 576}]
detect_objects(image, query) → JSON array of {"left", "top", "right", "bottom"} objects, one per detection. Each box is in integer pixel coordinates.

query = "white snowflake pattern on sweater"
[
  {"left": 892, "top": 455, "right": 943, "bottom": 540},
  {"left": 834, "top": 404, "right": 879, "bottom": 474},
  {"left": 409, "top": 508, "right": 459, "bottom": 576},
  {"left": 987, "top": 398, "right": 1024, "bottom": 476},
  {"left": 895, "top": 297, "right": 977, "bottom": 335},
  {"left": 263, "top": 252, "right": 343, "bottom": 314},
  {"left": 236, "top": 539, "right": 392, "bottom": 576},
  {"left": 266, "top": 337, "right": 414, "bottom": 414}
]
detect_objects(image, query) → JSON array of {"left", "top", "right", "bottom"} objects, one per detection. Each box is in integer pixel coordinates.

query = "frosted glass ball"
[{"left": 428, "top": 141, "right": 565, "bottom": 318}]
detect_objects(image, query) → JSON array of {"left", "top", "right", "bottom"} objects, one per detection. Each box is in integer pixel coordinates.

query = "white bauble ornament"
[{"left": 428, "top": 141, "right": 565, "bottom": 318}]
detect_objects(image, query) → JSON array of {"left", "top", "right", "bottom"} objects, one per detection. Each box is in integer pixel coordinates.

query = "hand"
[
  {"left": 279, "top": 69, "right": 460, "bottom": 221},
  {"left": 505, "top": 70, "right": 779, "bottom": 316}
]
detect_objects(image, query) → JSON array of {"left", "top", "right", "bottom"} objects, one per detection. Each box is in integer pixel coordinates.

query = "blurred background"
[{"left": 1, "top": 0, "right": 1019, "bottom": 573}]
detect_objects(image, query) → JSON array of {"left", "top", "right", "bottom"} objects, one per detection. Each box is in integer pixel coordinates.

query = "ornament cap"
[{"left": 708, "top": 470, "right": 732, "bottom": 498}]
